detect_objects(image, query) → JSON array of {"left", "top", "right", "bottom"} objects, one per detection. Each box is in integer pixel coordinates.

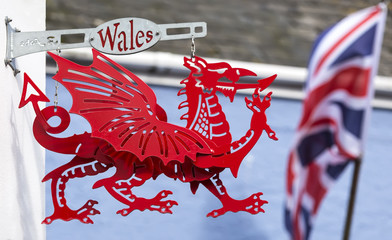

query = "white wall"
[{"left": 0, "top": 0, "right": 46, "bottom": 239}]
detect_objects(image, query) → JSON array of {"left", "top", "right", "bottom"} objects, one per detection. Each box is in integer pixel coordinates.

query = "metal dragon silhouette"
[{"left": 19, "top": 49, "right": 278, "bottom": 224}]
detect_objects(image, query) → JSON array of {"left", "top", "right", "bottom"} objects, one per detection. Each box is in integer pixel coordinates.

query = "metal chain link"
[
  {"left": 54, "top": 48, "right": 61, "bottom": 110},
  {"left": 191, "top": 35, "right": 196, "bottom": 59}
]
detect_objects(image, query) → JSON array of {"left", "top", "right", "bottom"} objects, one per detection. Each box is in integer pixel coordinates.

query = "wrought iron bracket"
[{"left": 5, "top": 16, "right": 207, "bottom": 75}]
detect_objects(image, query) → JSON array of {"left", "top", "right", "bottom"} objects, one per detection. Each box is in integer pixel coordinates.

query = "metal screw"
[
  {"left": 5, "top": 16, "right": 12, "bottom": 25},
  {"left": 5, "top": 59, "right": 20, "bottom": 76}
]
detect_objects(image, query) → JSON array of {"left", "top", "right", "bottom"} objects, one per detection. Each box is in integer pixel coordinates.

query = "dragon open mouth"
[
  {"left": 216, "top": 85, "right": 235, "bottom": 98},
  {"left": 214, "top": 74, "right": 276, "bottom": 102}
]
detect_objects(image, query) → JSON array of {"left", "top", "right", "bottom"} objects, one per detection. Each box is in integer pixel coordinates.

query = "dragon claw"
[
  {"left": 41, "top": 217, "right": 54, "bottom": 225},
  {"left": 245, "top": 91, "right": 263, "bottom": 112},
  {"left": 245, "top": 193, "right": 268, "bottom": 214},
  {"left": 116, "top": 190, "right": 178, "bottom": 216},
  {"left": 42, "top": 199, "right": 100, "bottom": 224},
  {"left": 206, "top": 209, "right": 225, "bottom": 218},
  {"left": 155, "top": 200, "right": 179, "bottom": 214},
  {"left": 150, "top": 190, "right": 178, "bottom": 214},
  {"left": 159, "top": 190, "right": 173, "bottom": 198},
  {"left": 116, "top": 208, "right": 131, "bottom": 216},
  {"left": 268, "top": 131, "right": 278, "bottom": 141},
  {"left": 150, "top": 190, "right": 179, "bottom": 214},
  {"left": 206, "top": 192, "right": 268, "bottom": 218},
  {"left": 78, "top": 200, "right": 101, "bottom": 223}
]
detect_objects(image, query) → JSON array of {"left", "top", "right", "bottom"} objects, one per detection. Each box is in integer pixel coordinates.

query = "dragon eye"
[{"left": 208, "top": 68, "right": 227, "bottom": 74}]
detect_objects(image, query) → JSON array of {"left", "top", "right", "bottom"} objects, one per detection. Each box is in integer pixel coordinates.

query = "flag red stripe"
[
  {"left": 306, "top": 163, "right": 327, "bottom": 214},
  {"left": 286, "top": 151, "right": 296, "bottom": 195},
  {"left": 313, "top": 7, "right": 381, "bottom": 77},
  {"left": 299, "top": 67, "right": 371, "bottom": 128}
]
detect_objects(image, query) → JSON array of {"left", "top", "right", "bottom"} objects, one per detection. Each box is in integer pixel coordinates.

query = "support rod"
[{"left": 343, "top": 158, "right": 362, "bottom": 240}]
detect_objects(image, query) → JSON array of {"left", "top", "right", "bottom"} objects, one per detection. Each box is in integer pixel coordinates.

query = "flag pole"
[{"left": 342, "top": 157, "right": 362, "bottom": 240}]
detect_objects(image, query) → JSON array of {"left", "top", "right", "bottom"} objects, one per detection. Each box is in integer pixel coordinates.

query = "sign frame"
[{"left": 4, "top": 16, "right": 207, "bottom": 75}]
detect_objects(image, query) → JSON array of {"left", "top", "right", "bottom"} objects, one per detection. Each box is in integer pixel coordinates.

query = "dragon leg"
[
  {"left": 93, "top": 155, "right": 178, "bottom": 216},
  {"left": 246, "top": 91, "right": 278, "bottom": 141},
  {"left": 42, "top": 156, "right": 111, "bottom": 224},
  {"left": 202, "top": 174, "right": 268, "bottom": 217}
]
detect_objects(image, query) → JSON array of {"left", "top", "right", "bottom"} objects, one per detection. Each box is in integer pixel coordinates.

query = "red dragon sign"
[{"left": 19, "top": 49, "right": 278, "bottom": 224}]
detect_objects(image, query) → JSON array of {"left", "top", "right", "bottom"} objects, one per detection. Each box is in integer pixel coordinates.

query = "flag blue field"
[{"left": 285, "top": 3, "right": 387, "bottom": 240}]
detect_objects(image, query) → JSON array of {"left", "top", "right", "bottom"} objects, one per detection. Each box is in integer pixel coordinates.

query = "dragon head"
[{"left": 184, "top": 56, "right": 258, "bottom": 102}]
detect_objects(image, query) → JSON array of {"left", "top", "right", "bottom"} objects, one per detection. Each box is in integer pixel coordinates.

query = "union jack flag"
[{"left": 285, "top": 3, "right": 387, "bottom": 240}]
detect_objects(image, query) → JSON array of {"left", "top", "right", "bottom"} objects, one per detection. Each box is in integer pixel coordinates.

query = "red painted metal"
[{"left": 19, "top": 49, "right": 278, "bottom": 224}]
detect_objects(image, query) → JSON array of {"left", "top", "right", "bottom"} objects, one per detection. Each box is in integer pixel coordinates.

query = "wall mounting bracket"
[{"left": 5, "top": 16, "right": 207, "bottom": 75}]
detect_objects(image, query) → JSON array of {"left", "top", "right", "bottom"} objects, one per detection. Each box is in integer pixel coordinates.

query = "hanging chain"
[
  {"left": 190, "top": 35, "right": 196, "bottom": 59},
  {"left": 54, "top": 48, "right": 61, "bottom": 110}
]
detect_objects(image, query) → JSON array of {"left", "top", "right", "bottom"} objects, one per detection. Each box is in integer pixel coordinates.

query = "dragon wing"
[{"left": 49, "top": 49, "right": 212, "bottom": 164}]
